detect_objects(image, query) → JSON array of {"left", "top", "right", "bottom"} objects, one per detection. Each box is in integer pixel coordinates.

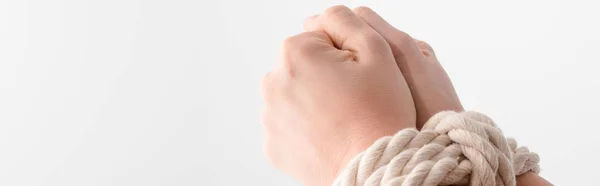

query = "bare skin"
[
  {"left": 351, "top": 7, "right": 463, "bottom": 129},
  {"left": 261, "top": 6, "right": 416, "bottom": 186},
  {"left": 263, "top": 5, "right": 552, "bottom": 186},
  {"left": 305, "top": 7, "right": 463, "bottom": 129},
  {"left": 348, "top": 7, "right": 552, "bottom": 186}
]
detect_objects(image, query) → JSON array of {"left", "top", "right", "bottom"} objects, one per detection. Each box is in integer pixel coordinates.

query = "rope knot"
[{"left": 333, "top": 111, "right": 540, "bottom": 186}]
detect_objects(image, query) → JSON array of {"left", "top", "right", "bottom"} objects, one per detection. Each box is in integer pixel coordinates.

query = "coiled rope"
[{"left": 333, "top": 111, "right": 540, "bottom": 186}]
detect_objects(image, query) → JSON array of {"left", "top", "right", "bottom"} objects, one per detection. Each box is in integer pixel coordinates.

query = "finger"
[
  {"left": 315, "top": 5, "right": 390, "bottom": 62},
  {"left": 303, "top": 14, "right": 319, "bottom": 31},
  {"left": 353, "top": 7, "right": 423, "bottom": 60},
  {"left": 278, "top": 31, "right": 353, "bottom": 77},
  {"left": 281, "top": 31, "right": 344, "bottom": 63},
  {"left": 304, "top": 15, "right": 357, "bottom": 62}
]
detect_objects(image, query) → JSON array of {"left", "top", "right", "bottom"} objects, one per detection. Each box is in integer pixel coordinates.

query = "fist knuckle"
[
  {"left": 284, "top": 34, "right": 314, "bottom": 54},
  {"left": 275, "top": 59, "right": 296, "bottom": 79},
  {"left": 362, "top": 31, "right": 382, "bottom": 42},
  {"left": 389, "top": 30, "right": 414, "bottom": 49},
  {"left": 361, "top": 31, "right": 387, "bottom": 50},
  {"left": 295, "top": 40, "right": 314, "bottom": 55},
  {"left": 282, "top": 35, "right": 300, "bottom": 51},
  {"left": 281, "top": 37, "right": 300, "bottom": 72},
  {"left": 416, "top": 40, "right": 430, "bottom": 47},
  {"left": 261, "top": 114, "right": 274, "bottom": 158},
  {"left": 353, "top": 6, "right": 375, "bottom": 17},
  {"left": 323, "top": 5, "right": 352, "bottom": 20},
  {"left": 303, "top": 15, "right": 319, "bottom": 30},
  {"left": 260, "top": 73, "right": 272, "bottom": 96},
  {"left": 281, "top": 34, "right": 317, "bottom": 73},
  {"left": 394, "top": 30, "right": 413, "bottom": 43}
]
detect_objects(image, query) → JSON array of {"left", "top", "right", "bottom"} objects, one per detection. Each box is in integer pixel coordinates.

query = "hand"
[
  {"left": 349, "top": 7, "right": 552, "bottom": 186},
  {"left": 351, "top": 7, "right": 464, "bottom": 128},
  {"left": 261, "top": 6, "right": 416, "bottom": 186},
  {"left": 304, "top": 6, "right": 463, "bottom": 129}
]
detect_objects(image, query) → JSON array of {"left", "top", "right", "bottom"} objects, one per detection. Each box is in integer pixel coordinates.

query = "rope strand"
[{"left": 333, "top": 111, "right": 540, "bottom": 186}]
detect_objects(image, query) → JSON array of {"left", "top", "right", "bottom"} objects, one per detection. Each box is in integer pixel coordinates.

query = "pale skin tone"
[{"left": 261, "top": 5, "right": 552, "bottom": 186}]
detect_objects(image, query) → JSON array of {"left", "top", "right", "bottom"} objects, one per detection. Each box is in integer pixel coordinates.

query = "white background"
[{"left": 1, "top": 0, "right": 598, "bottom": 185}]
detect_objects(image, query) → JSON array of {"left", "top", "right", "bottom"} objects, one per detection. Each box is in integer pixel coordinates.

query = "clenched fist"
[{"left": 260, "top": 6, "right": 416, "bottom": 186}]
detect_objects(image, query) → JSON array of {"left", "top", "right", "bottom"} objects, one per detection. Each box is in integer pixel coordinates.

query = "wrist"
[
  {"left": 329, "top": 116, "right": 416, "bottom": 185},
  {"left": 516, "top": 172, "right": 553, "bottom": 186}
]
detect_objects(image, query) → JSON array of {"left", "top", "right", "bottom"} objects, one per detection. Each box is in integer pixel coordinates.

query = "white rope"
[{"left": 333, "top": 111, "right": 540, "bottom": 186}]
